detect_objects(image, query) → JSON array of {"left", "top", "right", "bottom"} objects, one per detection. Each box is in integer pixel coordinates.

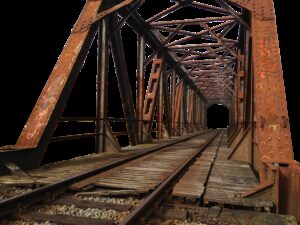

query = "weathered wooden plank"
[
  {"left": 94, "top": 181, "right": 152, "bottom": 190},
  {"left": 173, "top": 187, "right": 205, "bottom": 198},
  {"left": 171, "top": 136, "right": 221, "bottom": 199},
  {"left": 204, "top": 153, "right": 260, "bottom": 207},
  {"left": 52, "top": 198, "right": 132, "bottom": 211},
  {"left": 75, "top": 189, "right": 146, "bottom": 197},
  {"left": 123, "top": 167, "right": 172, "bottom": 172}
]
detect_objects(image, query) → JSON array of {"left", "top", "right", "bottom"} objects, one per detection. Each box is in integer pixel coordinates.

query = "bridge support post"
[
  {"left": 170, "top": 72, "right": 176, "bottom": 136},
  {"left": 95, "top": 18, "right": 109, "bottom": 153},
  {"left": 96, "top": 16, "right": 121, "bottom": 153},
  {"left": 109, "top": 13, "right": 138, "bottom": 146},
  {"left": 136, "top": 35, "right": 149, "bottom": 144}
]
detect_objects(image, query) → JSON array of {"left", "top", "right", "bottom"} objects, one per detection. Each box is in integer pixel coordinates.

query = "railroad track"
[{"left": 0, "top": 130, "right": 225, "bottom": 225}]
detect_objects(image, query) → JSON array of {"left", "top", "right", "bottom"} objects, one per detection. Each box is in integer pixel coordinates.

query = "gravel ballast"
[
  {"left": 43, "top": 204, "right": 129, "bottom": 223},
  {"left": 76, "top": 196, "right": 142, "bottom": 206}
]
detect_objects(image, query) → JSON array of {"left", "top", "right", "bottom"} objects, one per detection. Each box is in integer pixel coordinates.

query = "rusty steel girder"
[{"left": 0, "top": 0, "right": 299, "bottom": 221}]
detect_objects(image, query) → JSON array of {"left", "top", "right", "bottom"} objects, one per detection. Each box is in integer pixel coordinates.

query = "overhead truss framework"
[
  {"left": 146, "top": 1, "right": 238, "bottom": 105},
  {"left": 0, "top": 0, "right": 299, "bottom": 221}
]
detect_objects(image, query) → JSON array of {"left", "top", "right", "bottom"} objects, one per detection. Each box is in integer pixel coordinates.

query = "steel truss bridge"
[{"left": 0, "top": 0, "right": 299, "bottom": 224}]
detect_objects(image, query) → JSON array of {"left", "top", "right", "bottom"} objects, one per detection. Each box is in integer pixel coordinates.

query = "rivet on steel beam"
[
  {"left": 281, "top": 116, "right": 288, "bottom": 128},
  {"left": 260, "top": 116, "right": 265, "bottom": 129}
]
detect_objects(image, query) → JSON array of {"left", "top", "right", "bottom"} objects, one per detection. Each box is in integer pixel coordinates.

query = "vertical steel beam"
[
  {"left": 228, "top": 0, "right": 293, "bottom": 170},
  {"left": 234, "top": 71, "right": 238, "bottom": 128},
  {"left": 136, "top": 35, "right": 146, "bottom": 143},
  {"left": 96, "top": 18, "right": 109, "bottom": 153},
  {"left": 188, "top": 89, "right": 194, "bottom": 133},
  {"left": 193, "top": 91, "right": 197, "bottom": 131},
  {"left": 162, "top": 68, "right": 172, "bottom": 136},
  {"left": 173, "top": 81, "right": 183, "bottom": 136},
  {"left": 191, "top": 90, "right": 196, "bottom": 132},
  {"left": 181, "top": 83, "right": 188, "bottom": 135},
  {"left": 204, "top": 102, "right": 208, "bottom": 129},
  {"left": 157, "top": 71, "right": 164, "bottom": 139},
  {"left": 170, "top": 72, "right": 176, "bottom": 136},
  {"left": 109, "top": 14, "right": 138, "bottom": 146},
  {"left": 197, "top": 98, "right": 202, "bottom": 130},
  {"left": 142, "top": 56, "right": 164, "bottom": 133},
  {"left": 237, "top": 50, "right": 245, "bottom": 127},
  {"left": 194, "top": 97, "right": 198, "bottom": 131}
]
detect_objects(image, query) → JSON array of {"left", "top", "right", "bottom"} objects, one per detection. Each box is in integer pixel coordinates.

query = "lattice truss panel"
[{"left": 140, "top": 0, "right": 240, "bottom": 105}]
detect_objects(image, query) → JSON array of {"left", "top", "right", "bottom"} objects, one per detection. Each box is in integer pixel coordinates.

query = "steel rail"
[
  {"left": 0, "top": 130, "right": 213, "bottom": 218},
  {"left": 119, "top": 130, "right": 222, "bottom": 225}
]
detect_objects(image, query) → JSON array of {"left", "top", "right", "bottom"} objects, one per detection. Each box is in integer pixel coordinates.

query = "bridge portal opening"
[{"left": 207, "top": 104, "right": 229, "bottom": 129}]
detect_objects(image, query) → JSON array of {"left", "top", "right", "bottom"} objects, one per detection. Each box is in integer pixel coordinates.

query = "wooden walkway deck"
[
  {"left": 0, "top": 137, "right": 182, "bottom": 186},
  {"left": 203, "top": 146, "right": 272, "bottom": 207},
  {"left": 204, "top": 160, "right": 261, "bottom": 206},
  {"left": 172, "top": 136, "right": 221, "bottom": 199},
  {"left": 0, "top": 132, "right": 272, "bottom": 209}
]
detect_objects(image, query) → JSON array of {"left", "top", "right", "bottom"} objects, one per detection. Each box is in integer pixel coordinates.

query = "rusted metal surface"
[
  {"left": 0, "top": 0, "right": 298, "bottom": 222},
  {"left": 118, "top": 7, "right": 208, "bottom": 103},
  {"left": 136, "top": 35, "right": 148, "bottom": 143},
  {"left": 142, "top": 56, "right": 164, "bottom": 132},
  {"left": 96, "top": 16, "right": 110, "bottom": 153},
  {"left": 228, "top": 0, "right": 293, "bottom": 168},
  {"left": 16, "top": 0, "right": 103, "bottom": 150},
  {"left": 73, "top": 0, "right": 138, "bottom": 33},
  {"left": 285, "top": 162, "right": 300, "bottom": 222},
  {"left": 252, "top": 3, "right": 293, "bottom": 164},
  {"left": 173, "top": 81, "right": 183, "bottom": 135},
  {"left": 110, "top": 13, "right": 138, "bottom": 146}
]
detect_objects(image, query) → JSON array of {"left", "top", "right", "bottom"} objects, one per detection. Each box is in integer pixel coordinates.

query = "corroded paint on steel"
[
  {"left": 251, "top": 1, "right": 293, "bottom": 163},
  {"left": 16, "top": 0, "right": 103, "bottom": 149},
  {"left": 228, "top": 0, "right": 293, "bottom": 163},
  {"left": 142, "top": 56, "right": 164, "bottom": 132},
  {"left": 0, "top": 0, "right": 298, "bottom": 220}
]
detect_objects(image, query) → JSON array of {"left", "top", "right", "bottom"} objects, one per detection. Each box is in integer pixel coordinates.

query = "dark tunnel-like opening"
[{"left": 207, "top": 104, "right": 229, "bottom": 129}]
